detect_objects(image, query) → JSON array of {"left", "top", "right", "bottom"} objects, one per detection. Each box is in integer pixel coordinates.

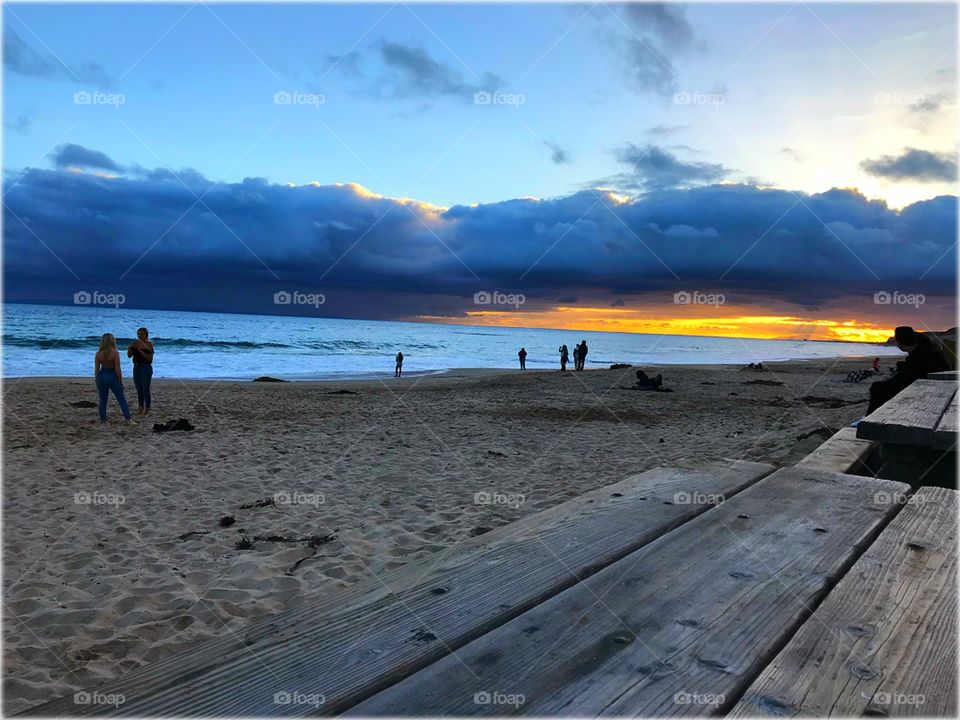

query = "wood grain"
[
  {"left": 797, "top": 427, "right": 876, "bottom": 475},
  {"left": 348, "top": 468, "right": 909, "bottom": 717},
  {"left": 858, "top": 380, "right": 956, "bottom": 447},
  {"left": 731, "top": 486, "right": 958, "bottom": 717}
]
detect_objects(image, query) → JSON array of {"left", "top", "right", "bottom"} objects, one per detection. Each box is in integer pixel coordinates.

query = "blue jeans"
[
  {"left": 133, "top": 364, "right": 152, "bottom": 409},
  {"left": 97, "top": 369, "right": 131, "bottom": 422}
]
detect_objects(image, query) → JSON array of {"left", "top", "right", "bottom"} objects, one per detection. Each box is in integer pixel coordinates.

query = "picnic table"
[
  {"left": 26, "top": 459, "right": 958, "bottom": 718},
  {"left": 857, "top": 378, "right": 958, "bottom": 487}
]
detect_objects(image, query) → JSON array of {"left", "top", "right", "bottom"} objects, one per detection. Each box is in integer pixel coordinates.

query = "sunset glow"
[{"left": 422, "top": 306, "right": 895, "bottom": 344}]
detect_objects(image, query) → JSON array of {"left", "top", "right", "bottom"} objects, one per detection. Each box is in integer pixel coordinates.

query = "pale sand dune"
[{"left": 2, "top": 358, "right": 881, "bottom": 712}]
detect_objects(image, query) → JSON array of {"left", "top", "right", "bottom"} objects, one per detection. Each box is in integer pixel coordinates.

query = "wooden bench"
[
  {"left": 26, "top": 460, "right": 773, "bottom": 717},
  {"left": 731, "top": 486, "right": 958, "bottom": 717},
  {"left": 348, "top": 468, "right": 908, "bottom": 716},
  {"left": 797, "top": 426, "right": 876, "bottom": 475},
  {"left": 857, "top": 379, "right": 958, "bottom": 486}
]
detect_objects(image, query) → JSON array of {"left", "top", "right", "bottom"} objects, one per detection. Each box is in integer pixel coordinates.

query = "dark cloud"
[
  {"left": 4, "top": 111, "right": 33, "bottom": 134},
  {"left": 779, "top": 147, "right": 803, "bottom": 162},
  {"left": 612, "top": 144, "right": 728, "bottom": 190},
  {"left": 646, "top": 124, "right": 689, "bottom": 138},
  {"left": 860, "top": 148, "right": 957, "bottom": 183},
  {"left": 3, "top": 160, "right": 956, "bottom": 319},
  {"left": 51, "top": 144, "right": 121, "bottom": 172},
  {"left": 3, "top": 27, "right": 112, "bottom": 87},
  {"left": 907, "top": 92, "right": 946, "bottom": 116},
  {"left": 543, "top": 140, "right": 570, "bottom": 165},
  {"left": 615, "top": 4, "right": 698, "bottom": 96},
  {"left": 377, "top": 41, "right": 500, "bottom": 100}
]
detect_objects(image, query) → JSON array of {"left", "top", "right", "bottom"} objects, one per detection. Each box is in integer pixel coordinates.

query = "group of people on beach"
[
  {"left": 557, "top": 341, "right": 588, "bottom": 371},
  {"left": 94, "top": 328, "right": 154, "bottom": 424}
]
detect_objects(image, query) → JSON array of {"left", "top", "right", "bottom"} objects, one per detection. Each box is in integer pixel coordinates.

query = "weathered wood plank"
[
  {"left": 797, "top": 427, "right": 876, "bottom": 475},
  {"left": 348, "top": 468, "right": 909, "bottom": 717},
  {"left": 932, "top": 392, "right": 958, "bottom": 450},
  {"left": 858, "top": 380, "right": 956, "bottom": 447},
  {"left": 26, "top": 460, "right": 773, "bottom": 717},
  {"left": 731, "top": 486, "right": 958, "bottom": 717}
]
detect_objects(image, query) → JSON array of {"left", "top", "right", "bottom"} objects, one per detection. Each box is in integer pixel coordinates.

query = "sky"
[{"left": 3, "top": 1, "right": 958, "bottom": 342}]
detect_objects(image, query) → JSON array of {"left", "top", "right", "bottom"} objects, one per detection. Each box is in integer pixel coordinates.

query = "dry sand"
[{"left": 2, "top": 358, "right": 880, "bottom": 712}]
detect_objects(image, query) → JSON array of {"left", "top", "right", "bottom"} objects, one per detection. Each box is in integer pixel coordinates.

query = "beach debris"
[
  {"left": 178, "top": 530, "right": 211, "bottom": 541},
  {"left": 380, "top": 496, "right": 391, "bottom": 507},
  {"left": 219, "top": 515, "right": 236, "bottom": 528},
  {"left": 239, "top": 497, "right": 275, "bottom": 510},
  {"left": 153, "top": 418, "right": 195, "bottom": 433},
  {"left": 610, "top": 363, "right": 632, "bottom": 370},
  {"left": 743, "top": 379, "right": 784, "bottom": 386},
  {"left": 327, "top": 389, "right": 358, "bottom": 395},
  {"left": 235, "top": 532, "right": 254, "bottom": 550},
  {"left": 253, "top": 376, "right": 287, "bottom": 382},
  {"left": 70, "top": 400, "right": 97, "bottom": 408},
  {"left": 700, "top": 381, "right": 716, "bottom": 385},
  {"left": 486, "top": 449, "right": 506, "bottom": 457}
]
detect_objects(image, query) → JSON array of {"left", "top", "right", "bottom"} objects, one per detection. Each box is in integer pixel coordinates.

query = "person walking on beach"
[
  {"left": 518, "top": 347, "right": 527, "bottom": 370},
  {"left": 559, "top": 344, "right": 569, "bottom": 371},
  {"left": 395, "top": 352, "right": 404, "bottom": 378},
  {"left": 572, "top": 343, "right": 581, "bottom": 371},
  {"left": 578, "top": 340, "right": 588, "bottom": 370},
  {"left": 95, "top": 333, "right": 133, "bottom": 424},
  {"left": 127, "top": 327, "right": 154, "bottom": 416},
  {"left": 866, "top": 326, "right": 948, "bottom": 413}
]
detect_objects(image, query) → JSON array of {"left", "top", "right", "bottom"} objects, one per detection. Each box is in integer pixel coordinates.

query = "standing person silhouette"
[
  {"left": 518, "top": 347, "right": 527, "bottom": 370},
  {"left": 395, "top": 352, "right": 404, "bottom": 377},
  {"left": 95, "top": 333, "right": 133, "bottom": 424},
  {"left": 559, "top": 345, "right": 569, "bottom": 371},
  {"left": 127, "top": 327, "right": 154, "bottom": 416},
  {"left": 579, "top": 340, "right": 588, "bottom": 370},
  {"left": 572, "top": 343, "right": 581, "bottom": 372}
]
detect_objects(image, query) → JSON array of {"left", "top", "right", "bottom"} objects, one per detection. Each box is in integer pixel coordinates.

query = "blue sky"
[{"left": 3, "top": 2, "right": 958, "bottom": 338}]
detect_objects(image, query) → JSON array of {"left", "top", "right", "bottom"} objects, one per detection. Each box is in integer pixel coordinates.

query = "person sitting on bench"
[{"left": 866, "top": 326, "right": 949, "bottom": 413}]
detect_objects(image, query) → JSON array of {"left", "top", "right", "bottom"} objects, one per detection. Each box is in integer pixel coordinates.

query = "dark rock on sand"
[
  {"left": 153, "top": 418, "right": 195, "bottom": 433},
  {"left": 219, "top": 515, "right": 236, "bottom": 527},
  {"left": 253, "top": 376, "right": 287, "bottom": 382},
  {"left": 610, "top": 363, "right": 632, "bottom": 370}
]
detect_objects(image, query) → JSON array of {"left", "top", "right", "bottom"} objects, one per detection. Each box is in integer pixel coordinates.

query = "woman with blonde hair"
[{"left": 95, "top": 333, "right": 133, "bottom": 424}]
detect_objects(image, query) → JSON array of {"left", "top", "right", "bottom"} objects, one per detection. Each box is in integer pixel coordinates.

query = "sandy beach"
[{"left": 3, "top": 357, "right": 882, "bottom": 712}]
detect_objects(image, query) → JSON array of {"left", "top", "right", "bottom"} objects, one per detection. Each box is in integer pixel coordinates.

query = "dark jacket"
[{"left": 900, "top": 335, "right": 949, "bottom": 381}]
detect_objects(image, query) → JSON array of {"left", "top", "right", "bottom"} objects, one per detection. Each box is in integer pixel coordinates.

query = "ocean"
[{"left": 2, "top": 303, "right": 901, "bottom": 380}]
